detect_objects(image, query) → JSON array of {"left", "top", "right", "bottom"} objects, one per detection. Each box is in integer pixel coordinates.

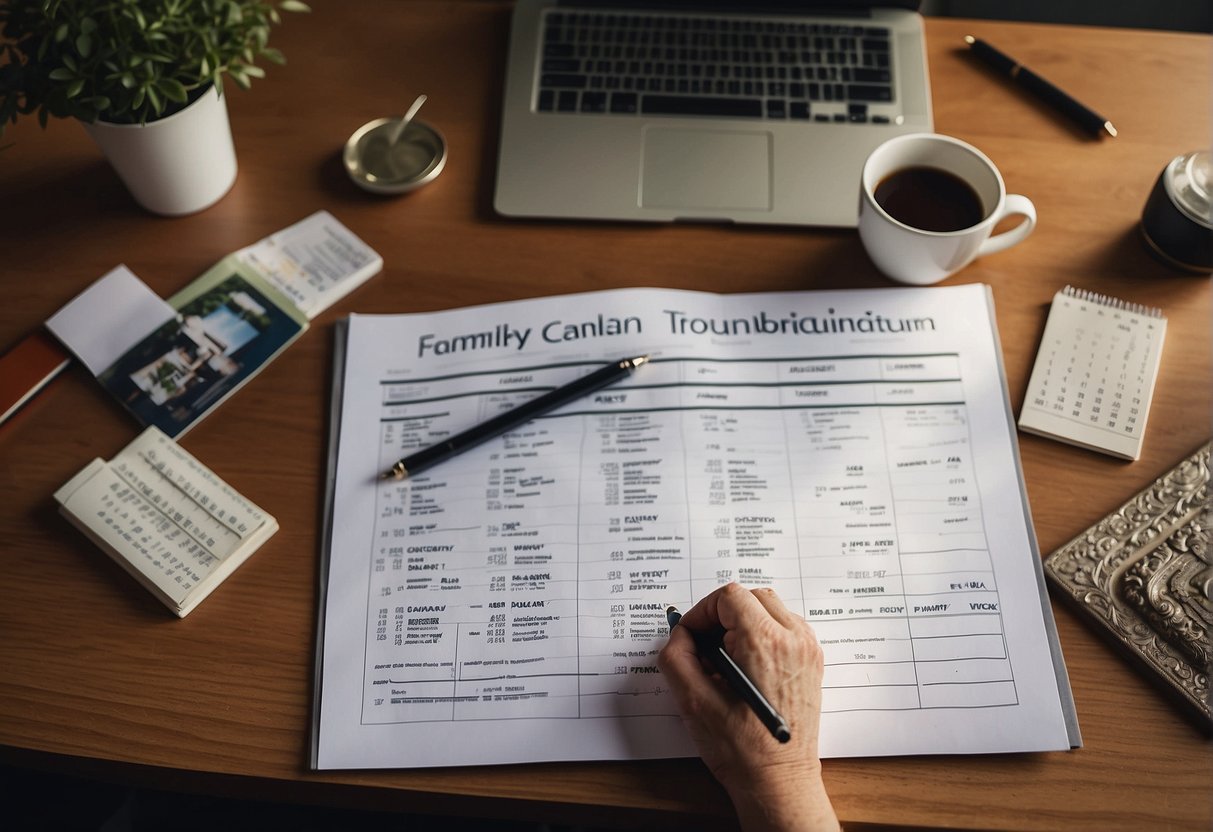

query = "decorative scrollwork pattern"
[{"left": 1043, "top": 443, "right": 1211, "bottom": 730}]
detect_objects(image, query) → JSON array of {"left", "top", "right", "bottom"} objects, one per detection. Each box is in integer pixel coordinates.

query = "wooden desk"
[{"left": 1, "top": 3, "right": 1209, "bottom": 829}]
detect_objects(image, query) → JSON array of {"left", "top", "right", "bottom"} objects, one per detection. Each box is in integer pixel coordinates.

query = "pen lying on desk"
[
  {"left": 381, "top": 354, "right": 649, "bottom": 480},
  {"left": 964, "top": 35, "right": 1117, "bottom": 138},
  {"left": 666, "top": 605, "right": 792, "bottom": 743}
]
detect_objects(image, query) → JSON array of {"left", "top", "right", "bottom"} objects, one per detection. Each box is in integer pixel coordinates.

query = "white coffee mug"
[{"left": 858, "top": 133, "right": 1036, "bottom": 285}]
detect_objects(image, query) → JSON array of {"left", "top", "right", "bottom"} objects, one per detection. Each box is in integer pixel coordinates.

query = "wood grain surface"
[{"left": 0, "top": 3, "right": 1209, "bottom": 829}]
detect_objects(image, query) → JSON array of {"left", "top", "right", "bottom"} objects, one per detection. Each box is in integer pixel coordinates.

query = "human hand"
[{"left": 657, "top": 583, "right": 838, "bottom": 832}]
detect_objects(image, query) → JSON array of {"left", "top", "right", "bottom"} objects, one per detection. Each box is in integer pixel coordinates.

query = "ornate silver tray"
[{"left": 1044, "top": 442, "right": 1210, "bottom": 732}]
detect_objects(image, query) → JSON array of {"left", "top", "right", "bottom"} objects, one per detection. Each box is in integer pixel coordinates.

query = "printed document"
[{"left": 313, "top": 284, "right": 1078, "bottom": 769}]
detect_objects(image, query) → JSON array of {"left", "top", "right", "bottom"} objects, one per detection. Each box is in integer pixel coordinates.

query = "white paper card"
[
  {"left": 235, "top": 210, "right": 383, "bottom": 319},
  {"left": 45, "top": 265, "right": 176, "bottom": 376}
]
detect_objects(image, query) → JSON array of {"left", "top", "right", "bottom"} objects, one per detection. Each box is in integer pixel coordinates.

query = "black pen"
[
  {"left": 381, "top": 354, "right": 649, "bottom": 480},
  {"left": 964, "top": 35, "right": 1117, "bottom": 138},
  {"left": 665, "top": 605, "right": 791, "bottom": 743}
]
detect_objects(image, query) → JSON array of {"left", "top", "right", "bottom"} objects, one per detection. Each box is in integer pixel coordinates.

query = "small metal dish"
[{"left": 343, "top": 118, "right": 447, "bottom": 195}]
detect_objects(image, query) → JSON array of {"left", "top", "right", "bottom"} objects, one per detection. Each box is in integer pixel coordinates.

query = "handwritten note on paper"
[{"left": 55, "top": 427, "right": 277, "bottom": 616}]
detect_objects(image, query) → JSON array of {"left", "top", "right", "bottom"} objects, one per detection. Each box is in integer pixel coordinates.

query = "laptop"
[{"left": 494, "top": 1, "right": 932, "bottom": 227}]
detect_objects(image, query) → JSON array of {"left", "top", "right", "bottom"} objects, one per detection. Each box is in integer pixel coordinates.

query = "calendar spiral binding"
[{"left": 1061, "top": 285, "right": 1165, "bottom": 319}]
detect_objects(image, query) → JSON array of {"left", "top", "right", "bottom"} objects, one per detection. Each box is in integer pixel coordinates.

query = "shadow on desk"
[{"left": 1, "top": 764, "right": 619, "bottom": 832}]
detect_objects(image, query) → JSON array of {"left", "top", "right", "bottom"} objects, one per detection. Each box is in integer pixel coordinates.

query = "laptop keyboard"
[{"left": 536, "top": 10, "right": 899, "bottom": 123}]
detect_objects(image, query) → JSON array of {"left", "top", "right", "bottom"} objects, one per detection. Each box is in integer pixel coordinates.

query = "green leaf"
[
  {"left": 261, "top": 47, "right": 285, "bottom": 65},
  {"left": 120, "top": 73, "right": 136, "bottom": 89},
  {"left": 145, "top": 85, "right": 162, "bottom": 114},
  {"left": 75, "top": 33, "right": 92, "bottom": 58},
  {"left": 229, "top": 69, "right": 251, "bottom": 89},
  {"left": 66, "top": 79, "right": 84, "bottom": 98},
  {"left": 54, "top": 23, "right": 69, "bottom": 43},
  {"left": 48, "top": 68, "right": 75, "bottom": 81},
  {"left": 279, "top": 1, "right": 311, "bottom": 12},
  {"left": 80, "top": 17, "right": 97, "bottom": 35},
  {"left": 242, "top": 65, "right": 265, "bottom": 79},
  {"left": 158, "top": 78, "right": 188, "bottom": 102}
]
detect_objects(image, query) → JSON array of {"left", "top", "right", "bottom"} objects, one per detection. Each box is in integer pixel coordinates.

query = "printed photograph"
[{"left": 98, "top": 272, "right": 304, "bottom": 437}]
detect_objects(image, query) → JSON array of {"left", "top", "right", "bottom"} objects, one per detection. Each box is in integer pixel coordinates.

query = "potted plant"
[{"left": 0, "top": 0, "right": 309, "bottom": 215}]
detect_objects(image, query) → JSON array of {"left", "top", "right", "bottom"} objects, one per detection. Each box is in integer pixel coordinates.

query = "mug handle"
[{"left": 977, "top": 194, "right": 1036, "bottom": 258}]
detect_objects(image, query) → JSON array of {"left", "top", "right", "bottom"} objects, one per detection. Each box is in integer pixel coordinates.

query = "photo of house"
[
  {"left": 129, "top": 292, "right": 265, "bottom": 407},
  {"left": 98, "top": 272, "right": 305, "bottom": 437}
]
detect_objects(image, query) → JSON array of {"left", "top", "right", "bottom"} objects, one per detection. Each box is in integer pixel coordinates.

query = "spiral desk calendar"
[{"left": 1019, "top": 286, "right": 1167, "bottom": 460}]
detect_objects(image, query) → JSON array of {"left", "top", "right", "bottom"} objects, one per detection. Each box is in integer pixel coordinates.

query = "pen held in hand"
[
  {"left": 964, "top": 35, "right": 1116, "bottom": 138},
  {"left": 381, "top": 354, "right": 650, "bottom": 481},
  {"left": 666, "top": 605, "right": 792, "bottom": 743}
]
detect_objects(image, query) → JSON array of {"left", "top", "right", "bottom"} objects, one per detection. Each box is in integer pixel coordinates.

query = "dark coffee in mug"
[{"left": 874, "top": 166, "right": 986, "bottom": 232}]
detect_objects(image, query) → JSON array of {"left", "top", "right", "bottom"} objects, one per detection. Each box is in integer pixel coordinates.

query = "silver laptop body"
[{"left": 495, "top": 0, "right": 932, "bottom": 227}]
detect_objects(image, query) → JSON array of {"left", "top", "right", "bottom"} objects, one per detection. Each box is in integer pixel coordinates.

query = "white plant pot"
[{"left": 81, "top": 85, "right": 238, "bottom": 216}]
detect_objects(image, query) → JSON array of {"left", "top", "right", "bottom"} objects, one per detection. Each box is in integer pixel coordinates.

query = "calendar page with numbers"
[
  {"left": 313, "top": 283, "right": 1079, "bottom": 770},
  {"left": 1019, "top": 286, "right": 1167, "bottom": 460}
]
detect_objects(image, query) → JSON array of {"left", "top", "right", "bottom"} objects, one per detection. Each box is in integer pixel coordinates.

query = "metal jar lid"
[
  {"left": 1141, "top": 150, "right": 1212, "bottom": 273},
  {"left": 1163, "top": 150, "right": 1212, "bottom": 229},
  {"left": 343, "top": 118, "right": 447, "bottom": 194}
]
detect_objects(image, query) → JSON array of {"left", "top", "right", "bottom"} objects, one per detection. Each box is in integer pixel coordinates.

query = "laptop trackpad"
[{"left": 640, "top": 128, "right": 772, "bottom": 212}]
